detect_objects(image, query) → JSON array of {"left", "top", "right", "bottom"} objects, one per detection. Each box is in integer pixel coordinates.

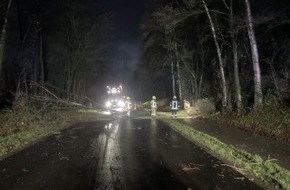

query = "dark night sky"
[
  {"left": 96, "top": 0, "right": 289, "bottom": 86},
  {"left": 99, "top": 0, "right": 151, "bottom": 85}
]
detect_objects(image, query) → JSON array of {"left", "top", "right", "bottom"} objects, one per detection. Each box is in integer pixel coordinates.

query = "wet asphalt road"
[{"left": 0, "top": 117, "right": 264, "bottom": 190}]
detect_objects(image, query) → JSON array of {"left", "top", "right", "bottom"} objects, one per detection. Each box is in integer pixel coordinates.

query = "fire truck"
[{"left": 105, "top": 85, "right": 128, "bottom": 115}]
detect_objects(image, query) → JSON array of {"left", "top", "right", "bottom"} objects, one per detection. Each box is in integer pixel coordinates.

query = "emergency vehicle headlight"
[
  {"left": 106, "top": 101, "right": 112, "bottom": 108},
  {"left": 117, "top": 100, "right": 125, "bottom": 107},
  {"left": 111, "top": 88, "right": 117, "bottom": 94}
]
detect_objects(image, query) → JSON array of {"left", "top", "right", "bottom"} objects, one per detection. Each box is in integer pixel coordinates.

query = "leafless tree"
[
  {"left": 244, "top": 0, "right": 263, "bottom": 109},
  {"left": 57, "top": 2, "right": 110, "bottom": 101},
  {"left": 201, "top": 0, "right": 228, "bottom": 110},
  {"left": 0, "top": 0, "right": 12, "bottom": 97},
  {"left": 222, "top": 0, "right": 242, "bottom": 111}
]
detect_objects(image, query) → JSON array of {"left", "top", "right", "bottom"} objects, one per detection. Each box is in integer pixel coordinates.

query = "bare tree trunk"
[
  {"left": 266, "top": 57, "right": 281, "bottom": 97},
  {"left": 174, "top": 39, "right": 182, "bottom": 100},
  {"left": 0, "top": 0, "right": 12, "bottom": 97},
  {"left": 202, "top": 0, "right": 228, "bottom": 110},
  {"left": 66, "top": 26, "right": 72, "bottom": 100},
  {"left": 233, "top": 41, "right": 242, "bottom": 110},
  {"left": 171, "top": 53, "right": 176, "bottom": 97},
  {"left": 71, "top": 66, "right": 77, "bottom": 100},
  {"left": 16, "top": 0, "right": 29, "bottom": 95},
  {"left": 245, "top": 0, "right": 263, "bottom": 109},
  {"left": 197, "top": 38, "right": 207, "bottom": 99},
  {"left": 198, "top": 72, "right": 203, "bottom": 98},
  {"left": 39, "top": 27, "right": 45, "bottom": 85},
  {"left": 227, "top": 1, "right": 242, "bottom": 111},
  {"left": 281, "top": 63, "right": 289, "bottom": 96},
  {"left": 66, "top": 59, "right": 72, "bottom": 100},
  {"left": 16, "top": 0, "right": 23, "bottom": 40},
  {"left": 183, "top": 57, "right": 197, "bottom": 98},
  {"left": 37, "top": 0, "right": 45, "bottom": 86},
  {"left": 191, "top": 70, "right": 197, "bottom": 98}
]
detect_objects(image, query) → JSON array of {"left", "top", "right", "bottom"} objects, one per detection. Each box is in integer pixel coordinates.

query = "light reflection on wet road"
[
  {"left": 94, "top": 118, "right": 263, "bottom": 190},
  {"left": 0, "top": 118, "right": 264, "bottom": 190},
  {"left": 94, "top": 121, "right": 124, "bottom": 189}
]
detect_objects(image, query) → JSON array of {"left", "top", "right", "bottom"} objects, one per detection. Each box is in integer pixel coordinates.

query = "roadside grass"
[
  {"left": 78, "top": 108, "right": 99, "bottom": 113},
  {"left": 0, "top": 100, "right": 105, "bottom": 158},
  {"left": 157, "top": 112, "right": 290, "bottom": 190},
  {"left": 208, "top": 105, "right": 290, "bottom": 141}
]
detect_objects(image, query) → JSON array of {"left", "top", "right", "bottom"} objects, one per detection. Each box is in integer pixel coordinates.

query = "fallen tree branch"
[
  {"left": 29, "top": 81, "right": 60, "bottom": 100},
  {"left": 29, "top": 81, "right": 85, "bottom": 108}
]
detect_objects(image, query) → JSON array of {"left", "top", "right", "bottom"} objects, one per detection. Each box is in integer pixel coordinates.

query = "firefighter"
[
  {"left": 170, "top": 96, "right": 179, "bottom": 118},
  {"left": 125, "top": 96, "right": 132, "bottom": 116},
  {"left": 183, "top": 99, "right": 190, "bottom": 115},
  {"left": 150, "top": 96, "right": 157, "bottom": 117}
]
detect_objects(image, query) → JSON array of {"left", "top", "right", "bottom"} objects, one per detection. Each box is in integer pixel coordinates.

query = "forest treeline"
[
  {"left": 132, "top": 0, "right": 290, "bottom": 112},
  {"left": 1, "top": 0, "right": 290, "bottom": 112},
  {"left": 0, "top": 0, "right": 111, "bottom": 107}
]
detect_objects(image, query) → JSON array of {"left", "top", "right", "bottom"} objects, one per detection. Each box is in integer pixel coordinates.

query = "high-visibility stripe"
[{"left": 172, "top": 100, "right": 178, "bottom": 109}]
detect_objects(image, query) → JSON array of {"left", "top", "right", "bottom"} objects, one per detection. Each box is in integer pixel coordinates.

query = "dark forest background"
[
  {"left": 132, "top": 0, "right": 290, "bottom": 112},
  {"left": 0, "top": 0, "right": 290, "bottom": 111},
  {"left": 0, "top": 0, "right": 111, "bottom": 107}
]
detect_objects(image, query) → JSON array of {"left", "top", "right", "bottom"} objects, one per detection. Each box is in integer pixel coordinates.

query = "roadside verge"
[
  {"left": 0, "top": 109, "right": 108, "bottom": 159},
  {"left": 158, "top": 115, "right": 290, "bottom": 190}
]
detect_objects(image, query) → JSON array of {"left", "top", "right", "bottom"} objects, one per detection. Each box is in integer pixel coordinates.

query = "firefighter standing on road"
[
  {"left": 125, "top": 96, "right": 132, "bottom": 116},
  {"left": 183, "top": 99, "right": 190, "bottom": 115},
  {"left": 170, "top": 96, "right": 179, "bottom": 118},
  {"left": 150, "top": 96, "right": 157, "bottom": 117}
]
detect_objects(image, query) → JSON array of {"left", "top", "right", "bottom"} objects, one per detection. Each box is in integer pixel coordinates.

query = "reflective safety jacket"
[
  {"left": 151, "top": 100, "right": 157, "bottom": 108},
  {"left": 125, "top": 101, "right": 132, "bottom": 110},
  {"left": 170, "top": 100, "right": 179, "bottom": 110}
]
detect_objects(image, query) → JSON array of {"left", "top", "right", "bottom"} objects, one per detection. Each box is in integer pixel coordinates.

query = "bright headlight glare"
[
  {"left": 106, "top": 101, "right": 111, "bottom": 107},
  {"left": 117, "top": 100, "right": 125, "bottom": 107}
]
